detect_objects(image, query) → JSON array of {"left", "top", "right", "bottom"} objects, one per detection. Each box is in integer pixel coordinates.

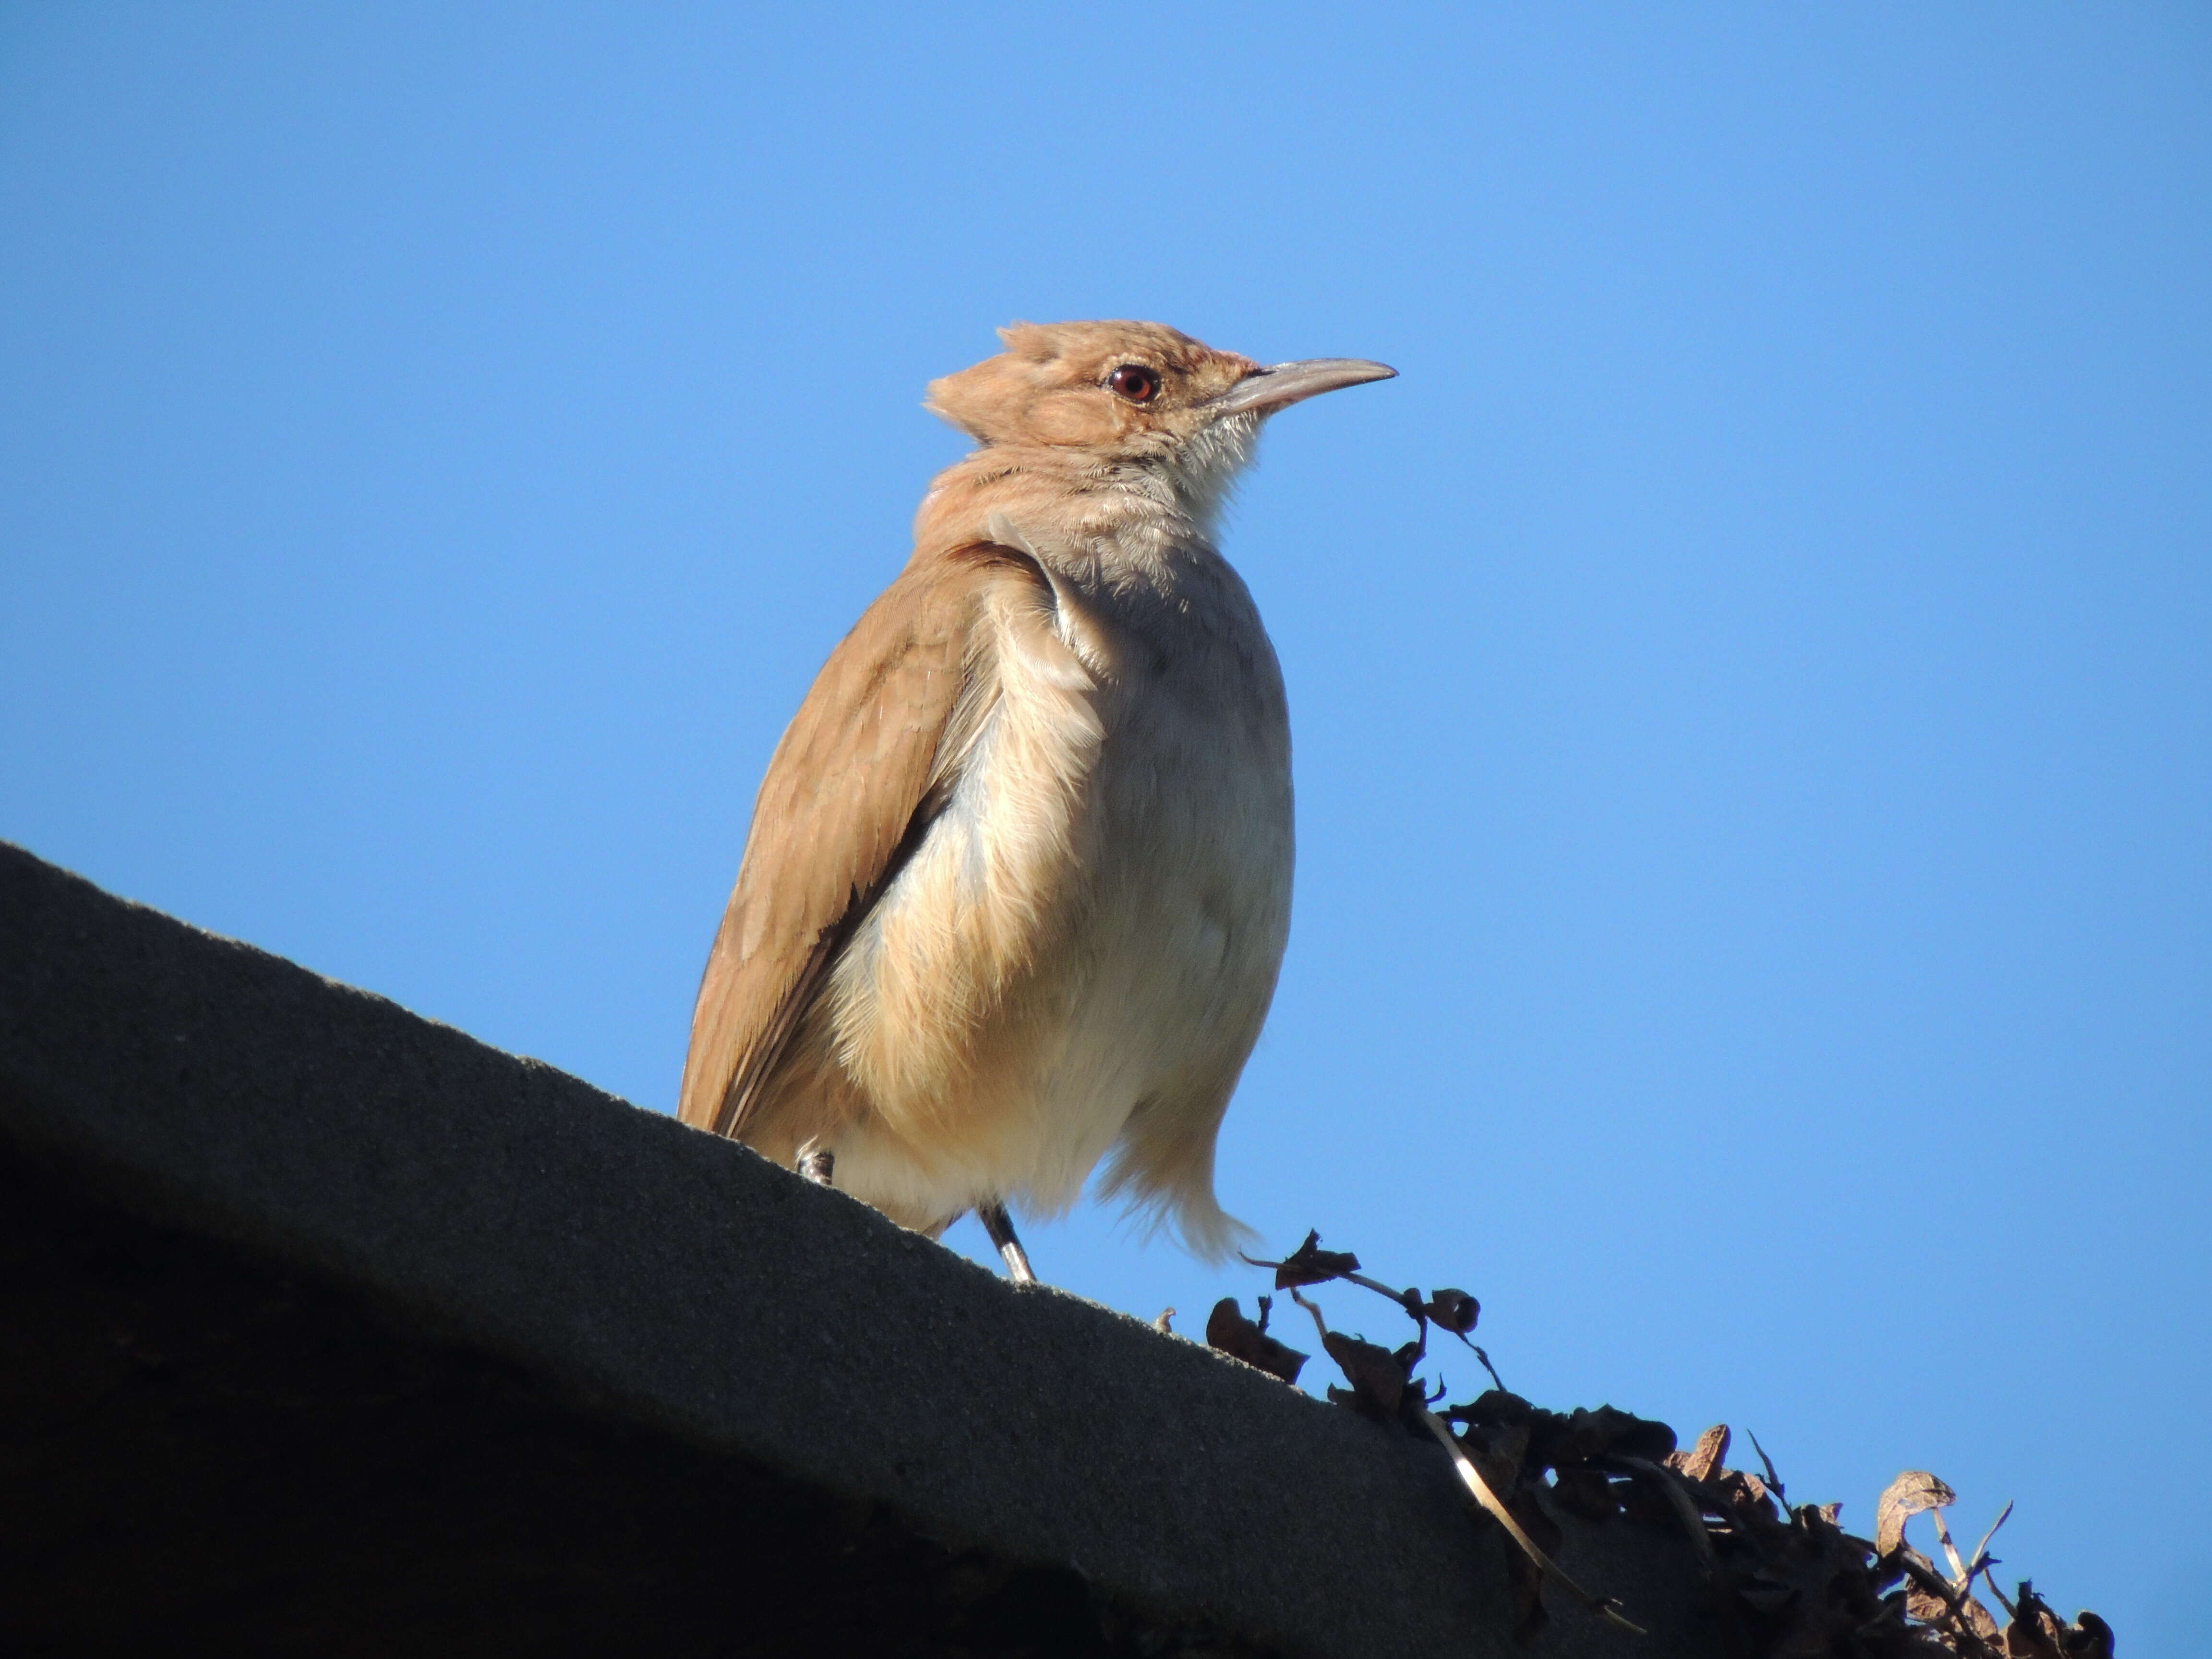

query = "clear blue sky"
[{"left": 4, "top": 4, "right": 2205, "bottom": 1640}]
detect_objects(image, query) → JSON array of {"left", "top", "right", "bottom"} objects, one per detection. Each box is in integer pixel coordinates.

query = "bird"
[{"left": 678, "top": 320, "right": 1394, "bottom": 1282}]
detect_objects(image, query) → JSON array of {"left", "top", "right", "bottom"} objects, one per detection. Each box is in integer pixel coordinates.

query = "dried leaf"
[
  {"left": 1203, "top": 1297, "right": 1307, "bottom": 1386},
  {"left": 1667, "top": 1423, "right": 1731, "bottom": 1483},
  {"left": 1461, "top": 1420, "right": 1530, "bottom": 1491},
  {"left": 1960, "top": 1593, "right": 2003, "bottom": 1641},
  {"left": 1423, "top": 1288, "right": 1480, "bottom": 1334},
  {"left": 1226, "top": 1239, "right": 2092, "bottom": 1657},
  {"left": 2002, "top": 1583, "right": 2109, "bottom": 1659},
  {"left": 1906, "top": 1578, "right": 1954, "bottom": 1625},
  {"left": 1716, "top": 1468, "right": 1779, "bottom": 1523},
  {"left": 2070, "top": 1611, "right": 2115, "bottom": 1659},
  {"left": 1604, "top": 1411, "right": 1678, "bottom": 1463},
  {"left": 1875, "top": 1470, "right": 1957, "bottom": 1557},
  {"left": 1227, "top": 1245, "right": 2109, "bottom": 1659},
  {"left": 1548, "top": 1404, "right": 1675, "bottom": 1467},
  {"left": 1452, "top": 1389, "right": 1535, "bottom": 1429},
  {"left": 1322, "top": 1329, "right": 1407, "bottom": 1419},
  {"left": 2004, "top": 1588, "right": 2063, "bottom": 1659},
  {"left": 1260, "top": 1229, "right": 1362, "bottom": 1290}
]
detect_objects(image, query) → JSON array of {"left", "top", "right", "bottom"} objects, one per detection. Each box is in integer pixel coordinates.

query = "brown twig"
[
  {"left": 1965, "top": 1500, "right": 2013, "bottom": 1580},
  {"left": 1346, "top": 1269, "right": 1418, "bottom": 1306},
  {"left": 1929, "top": 1502, "right": 1970, "bottom": 1584},
  {"left": 1417, "top": 1407, "right": 1647, "bottom": 1636},
  {"left": 1898, "top": 1551, "right": 2002, "bottom": 1649},
  {"left": 1976, "top": 1562, "right": 2018, "bottom": 1622},
  {"left": 1744, "top": 1428, "right": 1788, "bottom": 1515},
  {"left": 1286, "top": 1249, "right": 1510, "bottom": 1389},
  {"left": 1278, "top": 1288, "right": 1643, "bottom": 1635},
  {"left": 1286, "top": 1285, "right": 1334, "bottom": 1344},
  {"left": 1229, "top": 1231, "right": 2093, "bottom": 1656},
  {"left": 1463, "top": 1342, "right": 1508, "bottom": 1393}
]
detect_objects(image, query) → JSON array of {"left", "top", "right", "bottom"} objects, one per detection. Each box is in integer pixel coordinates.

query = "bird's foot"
[{"left": 977, "top": 1200, "right": 1036, "bottom": 1285}]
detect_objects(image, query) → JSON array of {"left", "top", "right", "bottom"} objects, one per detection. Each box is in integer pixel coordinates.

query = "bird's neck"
[{"left": 913, "top": 436, "right": 1254, "bottom": 593}]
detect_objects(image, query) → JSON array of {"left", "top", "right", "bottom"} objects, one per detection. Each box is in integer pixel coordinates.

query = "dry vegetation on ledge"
[{"left": 1205, "top": 1233, "right": 2112, "bottom": 1658}]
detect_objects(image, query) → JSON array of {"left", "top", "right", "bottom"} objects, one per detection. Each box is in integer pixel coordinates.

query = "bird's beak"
[{"left": 1208, "top": 357, "right": 1397, "bottom": 418}]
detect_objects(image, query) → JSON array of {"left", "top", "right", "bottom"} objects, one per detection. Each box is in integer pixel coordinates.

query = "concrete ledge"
[{"left": 0, "top": 843, "right": 1717, "bottom": 1656}]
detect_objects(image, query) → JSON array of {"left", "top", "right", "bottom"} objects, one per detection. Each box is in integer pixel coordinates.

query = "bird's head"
[{"left": 925, "top": 320, "right": 1394, "bottom": 524}]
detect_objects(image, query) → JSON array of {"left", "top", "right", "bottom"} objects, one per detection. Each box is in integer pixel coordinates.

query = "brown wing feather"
[{"left": 677, "top": 543, "right": 1051, "bottom": 1140}]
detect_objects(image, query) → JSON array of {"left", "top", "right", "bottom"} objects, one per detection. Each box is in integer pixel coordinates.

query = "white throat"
[{"left": 1158, "top": 411, "right": 1262, "bottom": 536}]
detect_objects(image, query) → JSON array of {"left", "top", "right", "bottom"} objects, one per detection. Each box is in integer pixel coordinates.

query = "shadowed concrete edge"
[{"left": 0, "top": 842, "right": 1717, "bottom": 1657}]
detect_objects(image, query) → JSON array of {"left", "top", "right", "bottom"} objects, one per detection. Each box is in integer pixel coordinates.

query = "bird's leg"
[
  {"left": 796, "top": 1140, "right": 835, "bottom": 1187},
  {"left": 976, "top": 1201, "right": 1036, "bottom": 1285}
]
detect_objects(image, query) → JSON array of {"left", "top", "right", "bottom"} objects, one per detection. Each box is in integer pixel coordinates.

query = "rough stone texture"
[{"left": 0, "top": 842, "right": 1720, "bottom": 1657}]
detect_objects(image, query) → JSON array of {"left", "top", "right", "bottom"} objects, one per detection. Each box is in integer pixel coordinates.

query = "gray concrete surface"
[{"left": 0, "top": 842, "right": 1721, "bottom": 1657}]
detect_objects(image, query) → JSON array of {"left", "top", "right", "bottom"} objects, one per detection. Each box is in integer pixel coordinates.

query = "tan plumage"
[{"left": 679, "top": 321, "right": 1393, "bottom": 1264}]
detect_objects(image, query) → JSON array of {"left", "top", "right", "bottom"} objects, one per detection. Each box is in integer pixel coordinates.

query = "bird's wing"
[{"left": 677, "top": 541, "right": 1054, "bottom": 1140}]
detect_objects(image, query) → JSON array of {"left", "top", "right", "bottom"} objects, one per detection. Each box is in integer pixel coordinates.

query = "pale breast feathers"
[{"left": 676, "top": 542, "right": 1099, "bottom": 1140}]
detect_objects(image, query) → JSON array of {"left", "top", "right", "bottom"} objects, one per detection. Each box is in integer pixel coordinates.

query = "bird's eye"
[{"left": 1106, "top": 364, "right": 1160, "bottom": 403}]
